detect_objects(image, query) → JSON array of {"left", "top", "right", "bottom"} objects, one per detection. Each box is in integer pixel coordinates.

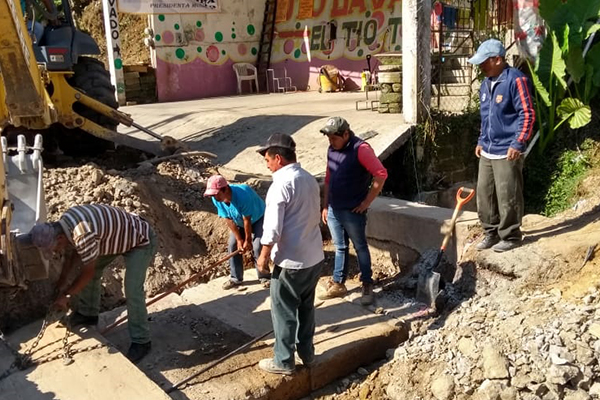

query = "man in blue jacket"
[{"left": 468, "top": 39, "right": 535, "bottom": 252}]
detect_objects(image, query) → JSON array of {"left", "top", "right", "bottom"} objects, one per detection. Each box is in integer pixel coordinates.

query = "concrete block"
[
  {"left": 381, "top": 84, "right": 393, "bottom": 93},
  {"left": 378, "top": 72, "right": 402, "bottom": 84},
  {"left": 367, "top": 197, "right": 478, "bottom": 264},
  {"left": 379, "top": 64, "right": 402, "bottom": 72},
  {"left": 124, "top": 71, "right": 140, "bottom": 80},
  {"left": 380, "top": 93, "right": 402, "bottom": 104}
]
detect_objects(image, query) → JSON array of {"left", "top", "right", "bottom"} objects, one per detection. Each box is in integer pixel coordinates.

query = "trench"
[{"left": 0, "top": 126, "right": 492, "bottom": 399}]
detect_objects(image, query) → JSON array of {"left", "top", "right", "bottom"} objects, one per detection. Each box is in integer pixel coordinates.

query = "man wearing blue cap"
[{"left": 468, "top": 39, "right": 535, "bottom": 252}]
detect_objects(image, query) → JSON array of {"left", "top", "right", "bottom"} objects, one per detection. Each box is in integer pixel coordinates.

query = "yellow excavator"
[{"left": 0, "top": 0, "right": 183, "bottom": 288}]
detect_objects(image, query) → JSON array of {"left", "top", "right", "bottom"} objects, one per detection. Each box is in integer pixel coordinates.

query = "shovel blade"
[{"left": 416, "top": 270, "right": 441, "bottom": 307}]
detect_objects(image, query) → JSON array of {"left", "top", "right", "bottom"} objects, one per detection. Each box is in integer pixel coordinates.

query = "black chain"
[
  {"left": 0, "top": 327, "right": 22, "bottom": 381},
  {"left": 0, "top": 310, "right": 109, "bottom": 381}
]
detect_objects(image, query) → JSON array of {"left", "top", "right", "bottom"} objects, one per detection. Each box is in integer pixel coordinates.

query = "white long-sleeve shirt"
[{"left": 261, "top": 163, "right": 324, "bottom": 269}]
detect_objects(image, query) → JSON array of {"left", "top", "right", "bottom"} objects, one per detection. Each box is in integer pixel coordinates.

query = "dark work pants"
[
  {"left": 476, "top": 156, "right": 524, "bottom": 241},
  {"left": 270, "top": 262, "right": 323, "bottom": 370}
]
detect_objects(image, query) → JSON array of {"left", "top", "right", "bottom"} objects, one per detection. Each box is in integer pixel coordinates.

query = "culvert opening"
[
  {"left": 381, "top": 112, "right": 480, "bottom": 210},
  {"left": 374, "top": 112, "right": 482, "bottom": 314}
]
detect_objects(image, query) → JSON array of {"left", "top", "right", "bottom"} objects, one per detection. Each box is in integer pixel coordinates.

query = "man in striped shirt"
[{"left": 29, "top": 204, "right": 158, "bottom": 363}]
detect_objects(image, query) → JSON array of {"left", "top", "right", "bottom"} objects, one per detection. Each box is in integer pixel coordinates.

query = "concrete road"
[{"left": 121, "top": 91, "right": 412, "bottom": 176}]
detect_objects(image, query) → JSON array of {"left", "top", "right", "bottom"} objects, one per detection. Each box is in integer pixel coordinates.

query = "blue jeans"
[
  {"left": 271, "top": 262, "right": 323, "bottom": 370},
  {"left": 227, "top": 217, "right": 270, "bottom": 281},
  {"left": 327, "top": 206, "right": 372, "bottom": 284}
]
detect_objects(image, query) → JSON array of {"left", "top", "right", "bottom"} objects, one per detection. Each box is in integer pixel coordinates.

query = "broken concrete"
[{"left": 367, "top": 197, "right": 479, "bottom": 265}]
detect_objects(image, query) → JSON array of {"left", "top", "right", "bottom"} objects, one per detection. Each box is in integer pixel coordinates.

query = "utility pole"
[
  {"left": 102, "top": 0, "right": 126, "bottom": 105},
  {"left": 402, "top": 0, "right": 431, "bottom": 123}
]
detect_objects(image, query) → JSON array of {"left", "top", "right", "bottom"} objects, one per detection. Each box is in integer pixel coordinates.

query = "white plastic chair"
[{"left": 232, "top": 63, "right": 259, "bottom": 94}]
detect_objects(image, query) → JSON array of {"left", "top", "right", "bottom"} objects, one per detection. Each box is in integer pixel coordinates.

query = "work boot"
[
  {"left": 476, "top": 234, "right": 500, "bottom": 251},
  {"left": 222, "top": 279, "right": 242, "bottom": 290},
  {"left": 69, "top": 312, "right": 99, "bottom": 327},
  {"left": 361, "top": 282, "right": 374, "bottom": 306},
  {"left": 126, "top": 342, "right": 151, "bottom": 363},
  {"left": 317, "top": 279, "right": 347, "bottom": 300},
  {"left": 258, "top": 358, "right": 295, "bottom": 375},
  {"left": 492, "top": 240, "right": 520, "bottom": 253}
]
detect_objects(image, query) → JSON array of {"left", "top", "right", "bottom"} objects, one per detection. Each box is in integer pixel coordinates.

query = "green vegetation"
[
  {"left": 528, "top": 0, "right": 599, "bottom": 152},
  {"left": 542, "top": 147, "right": 589, "bottom": 216}
]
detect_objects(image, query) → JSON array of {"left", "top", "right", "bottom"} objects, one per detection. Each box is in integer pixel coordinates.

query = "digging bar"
[
  {"left": 416, "top": 187, "right": 475, "bottom": 307},
  {"left": 165, "top": 329, "right": 273, "bottom": 393},
  {"left": 100, "top": 250, "right": 242, "bottom": 335}
]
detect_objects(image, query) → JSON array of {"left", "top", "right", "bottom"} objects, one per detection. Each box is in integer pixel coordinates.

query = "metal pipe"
[{"left": 130, "top": 121, "right": 165, "bottom": 141}]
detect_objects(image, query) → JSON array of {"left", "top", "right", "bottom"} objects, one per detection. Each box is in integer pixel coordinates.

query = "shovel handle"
[
  {"left": 440, "top": 187, "right": 475, "bottom": 252},
  {"left": 455, "top": 187, "right": 475, "bottom": 207}
]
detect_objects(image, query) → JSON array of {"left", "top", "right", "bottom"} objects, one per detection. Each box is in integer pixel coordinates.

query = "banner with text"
[{"left": 117, "top": 0, "right": 219, "bottom": 14}]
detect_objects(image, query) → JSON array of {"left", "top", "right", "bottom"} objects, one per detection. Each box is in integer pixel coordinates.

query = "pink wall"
[
  {"left": 269, "top": 0, "right": 403, "bottom": 91},
  {"left": 156, "top": 58, "right": 239, "bottom": 102},
  {"left": 152, "top": 0, "right": 402, "bottom": 101}
]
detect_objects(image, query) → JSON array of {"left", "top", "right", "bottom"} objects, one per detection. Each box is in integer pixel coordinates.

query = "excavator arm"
[
  {"left": 0, "top": 0, "right": 193, "bottom": 288},
  {"left": 0, "top": 0, "right": 186, "bottom": 157},
  {"left": 0, "top": 0, "right": 54, "bottom": 128}
]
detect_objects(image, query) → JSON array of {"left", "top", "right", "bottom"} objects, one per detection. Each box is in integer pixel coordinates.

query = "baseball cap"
[
  {"left": 319, "top": 117, "right": 350, "bottom": 135},
  {"left": 203, "top": 175, "right": 229, "bottom": 196},
  {"left": 468, "top": 39, "right": 506, "bottom": 65},
  {"left": 256, "top": 133, "right": 296, "bottom": 156},
  {"left": 28, "top": 222, "right": 59, "bottom": 259}
]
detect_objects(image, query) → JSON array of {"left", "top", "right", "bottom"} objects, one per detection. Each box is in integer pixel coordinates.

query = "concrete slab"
[
  {"left": 0, "top": 319, "right": 170, "bottom": 400},
  {"left": 120, "top": 91, "right": 412, "bottom": 176},
  {"left": 367, "top": 197, "right": 479, "bottom": 264},
  {"left": 101, "top": 270, "right": 408, "bottom": 400}
]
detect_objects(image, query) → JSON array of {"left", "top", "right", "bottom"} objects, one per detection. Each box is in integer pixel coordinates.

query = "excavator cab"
[{"left": 28, "top": 0, "right": 101, "bottom": 72}]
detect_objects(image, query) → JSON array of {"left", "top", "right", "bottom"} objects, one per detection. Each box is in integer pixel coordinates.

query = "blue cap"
[{"left": 468, "top": 39, "right": 506, "bottom": 65}]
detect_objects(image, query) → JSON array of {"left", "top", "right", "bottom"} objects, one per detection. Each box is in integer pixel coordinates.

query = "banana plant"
[{"left": 527, "top": 0, "right": 600, "bottom": 152}]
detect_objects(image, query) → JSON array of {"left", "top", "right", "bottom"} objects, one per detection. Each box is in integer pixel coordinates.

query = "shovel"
[{"left": 416, "top": 187, "right": 475, "bottom": 308}]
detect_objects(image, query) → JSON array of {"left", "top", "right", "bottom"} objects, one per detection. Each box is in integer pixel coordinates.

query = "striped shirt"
[{"left": 57, "top": 204, "right": 151, "bottom": 265}]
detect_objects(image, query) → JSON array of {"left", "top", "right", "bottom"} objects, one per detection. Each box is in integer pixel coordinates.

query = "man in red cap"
[{"left": 204, "top": 174, "right": 270, "bottom": 289}]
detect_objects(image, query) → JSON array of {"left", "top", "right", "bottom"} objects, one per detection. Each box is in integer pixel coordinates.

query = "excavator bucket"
[{"left": 0, "top": 134, "right": 49, "bottom": 288}]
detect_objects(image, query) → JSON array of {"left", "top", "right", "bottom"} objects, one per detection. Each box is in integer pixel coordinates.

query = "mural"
[
  {"left": 151, "top": 0, "right": 402, "bottom": 102},
  {"left": 151, "top": 0, "right": 264, "bottom": 101},
  {"left": 270, "top": 0, "right": 402, "bottom": 90}
]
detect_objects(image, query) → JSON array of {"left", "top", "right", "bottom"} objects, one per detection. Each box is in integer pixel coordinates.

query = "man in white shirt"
[{"left": 255, "top": 133, "right": 324, "bottom": 375}]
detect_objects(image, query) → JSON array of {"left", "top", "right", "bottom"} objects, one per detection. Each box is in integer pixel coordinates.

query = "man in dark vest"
[{"left": 318, "top": 117, "right": 388, "bottom": 305}]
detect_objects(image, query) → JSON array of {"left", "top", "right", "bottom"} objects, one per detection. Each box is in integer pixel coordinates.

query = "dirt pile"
[
  {"left": 0, "top": 153, "right": 240, "bottom": 331},
  {"left": 44, "top": 155, "right": 234, "bottom": 303},
  {"left": 77, "top": 0, "right": 149, "bottom": 66}
]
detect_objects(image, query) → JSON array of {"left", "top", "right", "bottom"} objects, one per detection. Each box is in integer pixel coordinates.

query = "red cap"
[{"left": 203, "top": 175, "right": 228, "bottom": 196}]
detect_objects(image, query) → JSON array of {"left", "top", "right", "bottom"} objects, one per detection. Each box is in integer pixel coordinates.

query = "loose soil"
[{"left": 77, "top": 0, "right": 149, "bottom": 66}]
